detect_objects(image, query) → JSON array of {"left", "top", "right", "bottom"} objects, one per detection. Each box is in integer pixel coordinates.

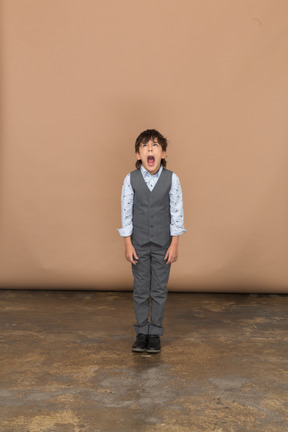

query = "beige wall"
[{"left": 1, "top": 0, "right": 288, "bottom": 291}]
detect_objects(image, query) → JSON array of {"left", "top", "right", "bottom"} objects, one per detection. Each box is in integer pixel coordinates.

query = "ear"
[
  {"left": 136, "top": 152, "right": 141, "bottom": 160},
  {"left": 161, "top": 150, "right": 167, "bottom": 159}
]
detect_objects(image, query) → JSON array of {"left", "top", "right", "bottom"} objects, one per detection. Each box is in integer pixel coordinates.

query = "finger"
[
  {"left": 167, "top": 256, "right": 177, "bottom": 264},
  {"left": 134, "top": 250, "right": 139, "bottom": 260},
  {"left": 126, "top": 255, "right": 135, "bottom": 264},
  {"left": 164, "top": 251, "right": 169, "bottom": 260}
]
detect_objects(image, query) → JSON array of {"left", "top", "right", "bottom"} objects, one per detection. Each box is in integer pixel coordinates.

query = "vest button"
[{"left": 150, "top": 225, "right": 153, "bottom": 228}]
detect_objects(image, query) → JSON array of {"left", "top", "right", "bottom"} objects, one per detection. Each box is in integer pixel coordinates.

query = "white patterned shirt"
[{"left": 118, "top": 165, "right": 186, "bottom": 237}]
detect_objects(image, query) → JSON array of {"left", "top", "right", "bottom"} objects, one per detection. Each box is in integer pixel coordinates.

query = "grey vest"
[{"left": 130, "top": 168, "right": 173, "bottom": 246}]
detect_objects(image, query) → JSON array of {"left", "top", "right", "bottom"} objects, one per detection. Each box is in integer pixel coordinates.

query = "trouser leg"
[
  {"left": 131, "top": 243, "right": 151, "bottom": 335},
  {"left": 149, "top": 243, "right": 171, "bottom": 336}
]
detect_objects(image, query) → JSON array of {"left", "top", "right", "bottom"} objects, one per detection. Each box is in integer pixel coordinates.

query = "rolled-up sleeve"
[
  {"left": 170, "top": 173, "right": 186, "bottom": 236},
  {"left": 117, "top": 173, "right": 134, "bottom": 237}
]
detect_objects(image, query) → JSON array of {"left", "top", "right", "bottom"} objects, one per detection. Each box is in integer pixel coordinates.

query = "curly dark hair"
[{"left": 135, "top": 129, "right": 168, "bottom": 169}]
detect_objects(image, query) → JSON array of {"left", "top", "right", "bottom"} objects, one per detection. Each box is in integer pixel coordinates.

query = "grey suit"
[{"left": 130, "top": 169, "right": 173, "bottom": 336}]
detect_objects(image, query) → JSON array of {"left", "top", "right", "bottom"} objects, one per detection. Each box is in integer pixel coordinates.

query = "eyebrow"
[{"left": 140, "top": 140, "right": 159, "bottom": 145}]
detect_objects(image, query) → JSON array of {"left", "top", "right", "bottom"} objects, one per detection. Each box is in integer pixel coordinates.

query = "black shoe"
[
  {"left": 146, "top": 335, "right": 161, "bottom": 353},
  {"left": 132, "top": 334, "right": 148, "bottom": 352}
]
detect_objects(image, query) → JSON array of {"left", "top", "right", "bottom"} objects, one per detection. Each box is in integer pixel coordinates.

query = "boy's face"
[{"left": 136, "top": 138, "right": 166, "bottom": 175}]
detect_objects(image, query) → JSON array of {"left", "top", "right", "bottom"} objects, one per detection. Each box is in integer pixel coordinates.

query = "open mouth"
[{"left": 147, "top": 156, "right": 155, "bottom": 166}]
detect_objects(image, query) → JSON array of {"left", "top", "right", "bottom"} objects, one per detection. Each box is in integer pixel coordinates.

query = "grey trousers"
[{"left": 131, "top": 241, "right": 171, "bottom": 336}]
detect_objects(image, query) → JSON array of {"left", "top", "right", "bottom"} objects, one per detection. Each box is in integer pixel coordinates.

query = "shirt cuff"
[
  {"left": 117, "top": 225, "right": 133, "bottom": 237},
  {"left": 170, "top": 225, "right": 187, "bottom": 236}
]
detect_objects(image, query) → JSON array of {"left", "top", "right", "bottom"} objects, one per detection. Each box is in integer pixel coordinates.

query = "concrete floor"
[{"left": 0, "top": 290, "right": 288, "bottom": 432}]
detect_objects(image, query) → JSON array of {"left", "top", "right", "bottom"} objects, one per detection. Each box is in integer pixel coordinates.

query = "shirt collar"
[{"left": 141, "top": 164, "right": 163, "bottom": 178}]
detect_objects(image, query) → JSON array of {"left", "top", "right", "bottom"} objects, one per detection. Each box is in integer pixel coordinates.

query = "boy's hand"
[
  {"left": 164, "top": 236, "right": 179, "bottom": 264},
  {"left": 124, "top": 236, "right": 139, "bottom": 265}
]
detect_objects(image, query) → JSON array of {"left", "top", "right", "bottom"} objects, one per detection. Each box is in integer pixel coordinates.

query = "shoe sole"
[
  {"left": 146, "top": 348, "right": 161, "bottom": 354},
  {"left": 132, "top": 347, "right": 146, "bottom": 353}
]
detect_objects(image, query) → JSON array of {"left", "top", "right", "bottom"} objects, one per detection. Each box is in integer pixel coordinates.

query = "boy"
[{"left": 118, "top": 129, "right": 186, "bottom": 353}]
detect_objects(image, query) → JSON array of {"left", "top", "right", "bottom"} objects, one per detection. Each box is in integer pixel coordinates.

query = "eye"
[{"left": 153, "top": 143, "right": 159, "bottom": 147}]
